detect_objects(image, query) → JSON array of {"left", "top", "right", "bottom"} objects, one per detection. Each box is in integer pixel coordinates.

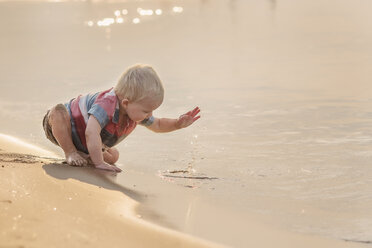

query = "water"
[{"left": 1, "top": 0, "right": 372, "bottom": 246}]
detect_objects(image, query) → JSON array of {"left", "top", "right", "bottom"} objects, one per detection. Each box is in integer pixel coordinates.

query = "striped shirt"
[{"left": 64, "top": 88, "right": 154, "bottom": 154}]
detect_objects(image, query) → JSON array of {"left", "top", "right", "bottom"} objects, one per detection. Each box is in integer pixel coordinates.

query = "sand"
[
  {"left": 0, "top": 136, "right": 222, "bottom": 248},
  {"left": 0, "top": 135, "right": 368, "bottom": 248}
]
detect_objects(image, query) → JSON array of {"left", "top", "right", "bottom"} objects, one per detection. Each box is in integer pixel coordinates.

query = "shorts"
[
  {"left": 42, "top": 104, "right": 107, "bottom": 153},
  {"left": 42, "top": 104, "right": 68, "bottom": 147}
]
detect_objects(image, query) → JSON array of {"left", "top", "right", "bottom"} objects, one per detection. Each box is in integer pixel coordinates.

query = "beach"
[
  {"left": 0, "top": 136, "right": 222, "bottom": 248},
  {"left": 1, "top": 0, "right": 372, "bottom": 247},
  {"left": 0, "top": 135, "right": 366, "bottom": 248}
]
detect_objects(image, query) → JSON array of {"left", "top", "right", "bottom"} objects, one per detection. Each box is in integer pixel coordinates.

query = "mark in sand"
[{"left": 162, "top": 169, "right": 218, "bottom": 180}]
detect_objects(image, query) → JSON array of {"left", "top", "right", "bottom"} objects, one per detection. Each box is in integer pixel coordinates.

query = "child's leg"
[
  {"left": 48, "top": 104, "right": 87, "bottom": 166},
  {"left": 103, "top": 147, "right": 119, "bottom": 164}
]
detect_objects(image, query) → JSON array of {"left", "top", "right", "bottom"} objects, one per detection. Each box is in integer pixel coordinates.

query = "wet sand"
[{"left": 0, "top": 136, "right": 222, "bottom": 248}]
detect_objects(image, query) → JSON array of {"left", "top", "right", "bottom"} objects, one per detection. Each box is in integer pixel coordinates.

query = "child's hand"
[
  {"left": 95, "top": 162, "right": 122, "bottom": 172},
  {"left": 176, "top": 107, "right": 201, "bottom": 129}
]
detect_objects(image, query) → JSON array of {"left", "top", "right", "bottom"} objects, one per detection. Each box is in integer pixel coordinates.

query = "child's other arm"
[
  {"left": 85, "top": 116, "right": 121, "bottom": 172},
  {"left": 146, "top": 107, "right": 201, "bottom": 133}
]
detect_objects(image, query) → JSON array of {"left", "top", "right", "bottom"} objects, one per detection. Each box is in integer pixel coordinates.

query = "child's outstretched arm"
[
  {"left": 85, "top": 116, "right": 122, "bottom": 172},
  {"left": 146, "top": 107, "right": 201, "bottom": 133}
]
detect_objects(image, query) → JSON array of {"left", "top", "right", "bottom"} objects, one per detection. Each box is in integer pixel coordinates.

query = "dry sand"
[{"left": 0, "top": 134, "right": 367, "bottom": 248}]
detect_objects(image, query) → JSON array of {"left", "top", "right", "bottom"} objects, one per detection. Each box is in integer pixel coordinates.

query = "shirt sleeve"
[
  {"left": 139, "top": 116, "right": 155, "bottom": 126},
  {"left": 88, "top": 104, "right": 110, "bottom": 128}
]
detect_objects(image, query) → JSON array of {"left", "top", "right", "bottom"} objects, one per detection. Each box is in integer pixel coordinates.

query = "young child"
[{"left": 43, "top": 64, "right": 200, "bottom": 172}]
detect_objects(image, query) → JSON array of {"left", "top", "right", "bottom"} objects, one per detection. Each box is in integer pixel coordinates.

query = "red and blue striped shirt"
[{"left": 64, "top": 88, "right": 154, "bottom": 154}]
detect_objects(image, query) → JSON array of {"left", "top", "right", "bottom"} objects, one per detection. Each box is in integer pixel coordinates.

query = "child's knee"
[
  {"left": 49, "top": 104, "right": 69, "bottom": 122},
  {"left": 54, "top": 103, "right": 66, "bottom": 112},
  {"left": 109, "top": 148, "right": 119, "bottom": 163},
  {"left": 104, "top": 148, "right": 119, "bottom": 164}
]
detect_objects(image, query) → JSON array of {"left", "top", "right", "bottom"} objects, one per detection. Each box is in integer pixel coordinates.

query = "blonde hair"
[{"left": 114, "top": 64, "right": 164, "bottom": 102}]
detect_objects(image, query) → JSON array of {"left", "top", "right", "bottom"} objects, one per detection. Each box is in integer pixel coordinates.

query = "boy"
[{"left": 43, "top": 64, "right": 200, "bottom": 172}]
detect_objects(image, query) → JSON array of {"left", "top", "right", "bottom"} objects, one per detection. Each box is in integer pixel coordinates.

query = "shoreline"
[
  {"left": 0, "top": 134, "right": 223, "bottom": 248},
  {"left": 0, "top": 134, "right": 368, "bottom": 248}
]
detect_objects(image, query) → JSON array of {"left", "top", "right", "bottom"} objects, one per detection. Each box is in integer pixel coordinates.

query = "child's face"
[{"left": 122, "top": 97, "right": 162, "bottom": 122}]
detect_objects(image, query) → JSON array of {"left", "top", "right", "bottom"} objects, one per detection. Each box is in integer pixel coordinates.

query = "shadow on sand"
[
  {"left": 43, "top": 162, "right": 179, "bottom": 229},
  {"left": 42, "top": 162, "right": 145, "bottom": 202}
]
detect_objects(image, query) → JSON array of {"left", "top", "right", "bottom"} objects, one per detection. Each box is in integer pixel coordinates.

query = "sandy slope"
[{"left": 0, "top": 137, "right": 222, "bottom": 248}]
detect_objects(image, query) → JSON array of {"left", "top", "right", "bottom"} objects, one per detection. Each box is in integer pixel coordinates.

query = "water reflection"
[
  {"left": 84, "top": 5, "right": 183, "bottom": 28},
  {"left": 132, "top": 17, "right": 140, "bottom": 24},
  {"left": 138, "top": 8, "right": 154, "bottom": 16},
  {"left": 172, "top": 6, "right": 183, "bottom": 13}
]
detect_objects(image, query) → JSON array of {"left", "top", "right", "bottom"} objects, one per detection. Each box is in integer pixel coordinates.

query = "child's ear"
[{"left": 121, "top": 99, "right": 129, "bottom": 108}]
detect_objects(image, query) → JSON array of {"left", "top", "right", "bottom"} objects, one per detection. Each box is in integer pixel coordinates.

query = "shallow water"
[{"left": 1, "top": 0, "right": 372, "bottom": 246}]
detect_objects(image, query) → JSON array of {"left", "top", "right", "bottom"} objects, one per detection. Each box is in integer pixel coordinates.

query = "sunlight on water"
[{"left": 84, "top": 5, "right": 182, "bottom": 28}]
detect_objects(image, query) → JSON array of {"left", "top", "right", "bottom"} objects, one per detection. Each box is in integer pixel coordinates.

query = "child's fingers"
[
  {"left": 193, "top": 115, "right": 201, "bottom": 122},
  {"left": 190, "top": 107, "right": 200, "bottom": 117},
  {"left": 96, "top": 164, "right": 111, "bottom": 171},
  {"left": 191, "top": 110, "right": 200, "bottom": 118},
  {"left": 106, "top": 165, "right": 121, "bottom": 172},
  {"left": 184, "top": 107, "right": 200, "bottom": 117},
  {"left": 192, "top": 109, "right": 200, "bottom": 117}
]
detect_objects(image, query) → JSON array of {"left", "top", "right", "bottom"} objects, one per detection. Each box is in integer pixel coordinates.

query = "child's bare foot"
[
  {"left": 76, "top": 151, "right": 94, "bottom": 165},
  {"left": 65, "top": 151, "right": 87, "bottom": 166}
]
